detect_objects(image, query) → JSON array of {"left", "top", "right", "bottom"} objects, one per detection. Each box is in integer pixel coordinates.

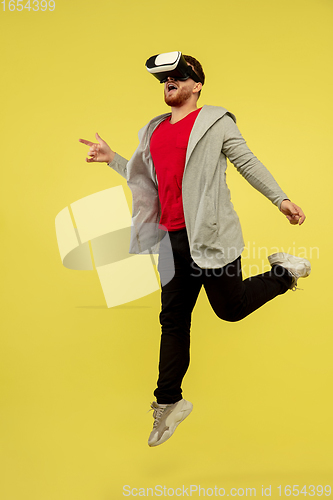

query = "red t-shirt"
[{"left": 150, "top": 108, "right": 202, "bottom": 231}]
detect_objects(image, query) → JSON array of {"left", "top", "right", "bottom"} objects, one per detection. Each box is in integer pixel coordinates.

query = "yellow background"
[{"left": 1, "top": 0, "right": 332, "bottom": 498}]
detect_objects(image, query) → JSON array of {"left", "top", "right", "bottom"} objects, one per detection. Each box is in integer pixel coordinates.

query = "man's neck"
[{"left": 170, "top": 102, "right": 198, "bottom": 124}]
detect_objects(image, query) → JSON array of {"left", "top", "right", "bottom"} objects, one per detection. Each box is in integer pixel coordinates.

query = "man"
[{"left": 79, "top": 52, "right": 310, "bottom": 448}]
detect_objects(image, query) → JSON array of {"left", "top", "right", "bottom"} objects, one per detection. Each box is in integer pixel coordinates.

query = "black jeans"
[{"left": 154, "top": 227, "right": 292, "bottom": 404}]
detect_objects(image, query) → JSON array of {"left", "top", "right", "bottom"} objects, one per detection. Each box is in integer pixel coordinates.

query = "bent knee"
[
  {"left": 214, "top": 307, "right": 246, "bottom": 323},
  {"left": 218, "top": 314, "right": 244, "bottom": 323}
]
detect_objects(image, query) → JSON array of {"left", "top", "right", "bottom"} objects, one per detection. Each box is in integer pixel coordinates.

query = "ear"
[{"left": 193, "top": 81, "right": 203, "bottom": 95}]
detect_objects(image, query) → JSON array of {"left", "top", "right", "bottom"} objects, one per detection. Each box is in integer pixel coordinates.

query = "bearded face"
[{"left": 164, "top": 80, "right": 194, "bottom": 107}]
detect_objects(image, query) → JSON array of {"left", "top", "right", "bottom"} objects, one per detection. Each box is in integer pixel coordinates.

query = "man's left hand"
[{"left": 280, "top": 199, "right": 306, "bottom": 225}]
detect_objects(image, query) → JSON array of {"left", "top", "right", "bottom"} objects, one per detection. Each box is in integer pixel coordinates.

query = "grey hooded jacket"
[{"left": 108, "top": 105, "right": 288, "bottom": 268}]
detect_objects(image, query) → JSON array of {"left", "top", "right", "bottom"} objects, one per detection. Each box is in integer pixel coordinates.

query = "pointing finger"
[{"left": 79, "top": 138, "right": 96, "bottom": 147}]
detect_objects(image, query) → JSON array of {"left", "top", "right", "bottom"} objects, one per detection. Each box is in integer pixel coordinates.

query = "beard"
[{"left": 164, "top": 85, "right": 193, "bottom": 107}]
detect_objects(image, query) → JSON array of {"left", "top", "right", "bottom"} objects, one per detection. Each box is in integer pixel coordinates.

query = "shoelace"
[
  {"left": 291, "top": 285, "right": 303, "bottom": 291},
  {"left": 149, "top": 403, "right": 167, "bottom": 428},
  {"left": 289, "top": 270, "right": 303, "bottom": 291}
]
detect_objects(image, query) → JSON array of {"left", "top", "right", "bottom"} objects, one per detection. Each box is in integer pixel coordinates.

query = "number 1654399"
[{"left": 1, "top": 1, "right": 55, "bottom": 11}]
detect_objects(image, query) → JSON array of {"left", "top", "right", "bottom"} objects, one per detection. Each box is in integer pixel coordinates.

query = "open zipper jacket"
[{"left": 108, "top": 105, "right": 288, "bottom": 268}]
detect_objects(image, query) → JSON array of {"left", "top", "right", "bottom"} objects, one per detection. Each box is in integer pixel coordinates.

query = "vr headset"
[{"left": 145, "top": 51, "right": 203, "bottom": 84}]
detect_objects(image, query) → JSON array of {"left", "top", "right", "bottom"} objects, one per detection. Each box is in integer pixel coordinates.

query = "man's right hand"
[{"left": 79, "top": 133, "right": 115, "bottom": 164}]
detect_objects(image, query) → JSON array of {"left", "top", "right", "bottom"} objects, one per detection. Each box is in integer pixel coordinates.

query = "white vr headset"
[{"left": 145, "top": 51, "right": 203, "bottom": 84}]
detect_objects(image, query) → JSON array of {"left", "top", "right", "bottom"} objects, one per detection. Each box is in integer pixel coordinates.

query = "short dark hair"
[{"left": 183, "top": 54, "right": 205, "bottom": 98}]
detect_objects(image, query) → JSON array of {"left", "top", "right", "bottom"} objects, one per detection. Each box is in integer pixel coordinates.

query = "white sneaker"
[
  {"left": 268, "top": 252, "right": 311, "bottom": 290},
  {"left": 148, "top": 399, "right": 193, "bottom": 447}
]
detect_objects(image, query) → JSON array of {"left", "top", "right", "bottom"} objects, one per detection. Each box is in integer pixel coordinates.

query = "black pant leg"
[{"left": 154, "top": 229, "right": 202, "bottom": 404}]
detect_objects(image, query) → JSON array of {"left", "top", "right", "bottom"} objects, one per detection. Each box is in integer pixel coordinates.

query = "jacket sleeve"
[
  {"left": 107, "top": 152, "right": 129, "bottom": 179},
  {"left": 221, "top": 114, "right": 288, "bottom": 210}
]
